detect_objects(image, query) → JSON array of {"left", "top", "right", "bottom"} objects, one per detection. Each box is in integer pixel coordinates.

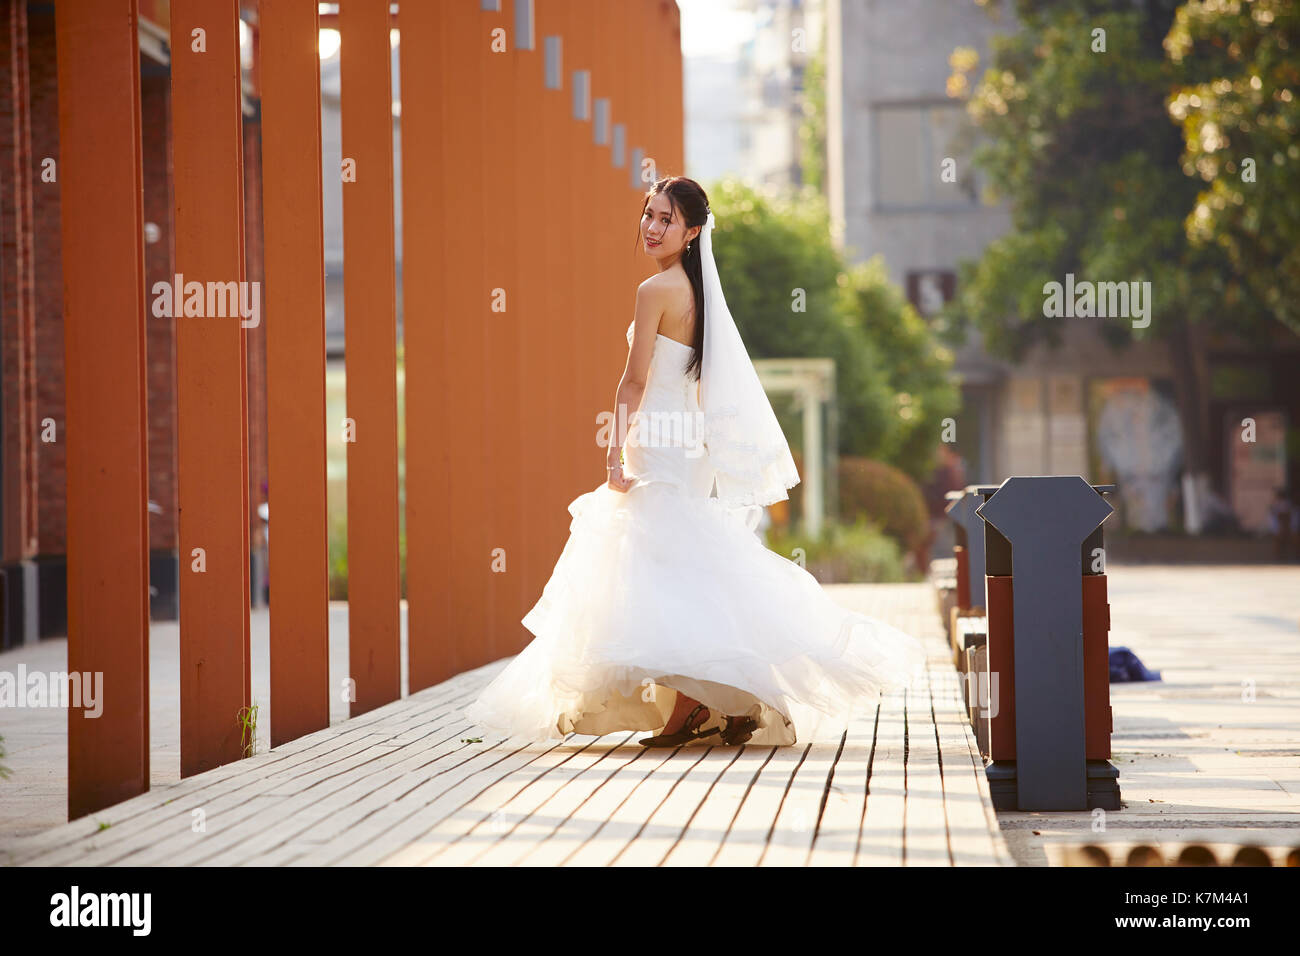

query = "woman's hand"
[{"left": 606, "top": 462, "right": 635, "bottom": 493}]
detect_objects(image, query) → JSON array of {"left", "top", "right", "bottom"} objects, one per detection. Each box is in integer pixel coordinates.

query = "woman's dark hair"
[{"left": 633, "top": 176, "right": 709, "bottom": 381}]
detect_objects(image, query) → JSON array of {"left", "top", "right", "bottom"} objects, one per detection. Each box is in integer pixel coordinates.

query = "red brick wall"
[
  {"left": 10, "top": 5, "right": 272, "bottom": 601},
  {"left": 243, "top": 115, "right": 267, "bottom": 557},
  {"left": 1, "top": 0, "right": 36, "bottom": 563},
  {"left": 143, "top": 68, "right": 177, "bottom": 552},
  {"left": 5, "top": 9, "right": 193, "bottom": 563},
  {"left": 28, "top": 7, "right": 64, "bottom": 557}
]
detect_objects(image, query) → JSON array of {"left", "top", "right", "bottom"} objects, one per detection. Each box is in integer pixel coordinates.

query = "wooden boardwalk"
[{"left": 1, "top": 584, "right": 1010, "bottom": 866}]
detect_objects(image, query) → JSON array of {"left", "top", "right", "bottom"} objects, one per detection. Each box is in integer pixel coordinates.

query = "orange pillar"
[
  {"left": 566, "top": 1, "right": 600, "bottom": 492},
  {"left": 338, "top": 0, "right": 401, "bottom": 715},
  {"left": 480, "top": 0, "right": 526, "bottom": 664},
  {"left": 259, "top": 0, "right": 330, "bottom": 745},
  {"left": 658, "top": 0, "right": 680, "bottom": 174},
  {"left": 629, "top": 2, "right": 648, "bottom": 334},
  {"left": 628, "top": 0, "right": 651, "bottom": 244},
  {"left": 534, "top": 2, "right": 577, "bottom": 565},
  {"left": 55, "top": 0, "right": 150, "bottom": 818},
  {"left": 647, "top": 0, "right": 665, "bottom": 184},
  {"left": 438, "top": 0, "right": 491, "bottom": 676},
  {"left": 169, "top": 0, "right": 252, "bottom": 776},
  {"left": 540, "top": 0, "right": 577, "bottom": 538},
  {"left": 660, "top": 0, "right": 679, "bottom": 173},
  {"left": 636, "top": 0, "right": 652, "bottom": 190},
  {"left": 506, "top": 0, "right": 560, "bottom": 652},
  {"left": 662, "top": 0, "right": 685, "bottom": 176},
  {"left": 399, "top": 3, "right": 454, "bottom": 686},
  {"left": 591, "top": 0, "right": 624, "bottom": 444},
  {"left": 542, "top": 0, "right": 578, "bottom": 534},
  {"left": 610, "top": 1, "right": 638, "bottom": 393}
]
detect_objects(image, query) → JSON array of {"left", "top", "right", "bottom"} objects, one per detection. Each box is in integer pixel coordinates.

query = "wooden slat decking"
[{"left": 2, "top": 584, "right": 1011, "bottom": 866}]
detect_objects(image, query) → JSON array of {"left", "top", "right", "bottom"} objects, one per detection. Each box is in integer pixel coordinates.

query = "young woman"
[{"left": 465, "top": 177, "right": 927, "bottom": 748}]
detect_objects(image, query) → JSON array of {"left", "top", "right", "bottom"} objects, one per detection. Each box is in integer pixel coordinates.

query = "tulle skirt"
[{"left": 464, "top": 478, "right": 929, "bottom": 746}]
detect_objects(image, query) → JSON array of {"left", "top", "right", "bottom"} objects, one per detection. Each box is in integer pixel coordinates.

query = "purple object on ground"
[{"left": 1109, "top": 646, "right": 1161, "bottom": 682}]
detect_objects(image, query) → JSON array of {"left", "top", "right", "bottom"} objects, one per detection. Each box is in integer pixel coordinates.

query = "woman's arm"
[{"left": 607, "top": 280, "right": 662, "bottom": 469}]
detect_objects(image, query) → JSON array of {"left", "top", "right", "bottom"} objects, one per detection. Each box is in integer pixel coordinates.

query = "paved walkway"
[
  {"left": 998, "top": 564, "right": 1300, "bottom": 866},
  {"left": 0, "top": 603, "right": 357, "bottom": 842},
  {"left": 0, "top": 584, "right": 1009, "bottom": 866},
  {"left": 3, "top": 566, "right": 1295, "bottom": 866}
]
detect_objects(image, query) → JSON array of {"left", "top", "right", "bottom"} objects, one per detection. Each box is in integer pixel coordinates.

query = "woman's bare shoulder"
[
  {"left": 636, "top": 270, "right": 694, "bottom": 337},
  {"left": 640, "top": 268, "right": 692, "bottom": 294}
]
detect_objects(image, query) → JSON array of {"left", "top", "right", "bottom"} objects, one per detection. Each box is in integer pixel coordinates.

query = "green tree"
[
  {"left": 707, "top": 179, "right": 957, "bottom": 482},
  {"left": 942, "top": 0, "right": 1296, "bottom": 521},
  {"left": 799, "top": 20, "right": 829, "bottom": 195},
  {"left": 1166, "top": 0, "right": 1300, "bottom": 334},
  {"left": 838, "top": 258, "right": 962, "bottom": 479}
]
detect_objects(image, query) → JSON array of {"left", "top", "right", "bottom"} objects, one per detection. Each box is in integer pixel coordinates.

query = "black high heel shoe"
[
  {"left": 719, "top": 714, "right": 758, "bottom": 746},
  {"left": 638, "top": 703, "right": 720, "bottom": 748}
]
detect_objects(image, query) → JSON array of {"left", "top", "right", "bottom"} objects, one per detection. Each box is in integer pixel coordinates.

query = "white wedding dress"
[{"left": 464, "top": 321, "right": 928, "bottom": 746}]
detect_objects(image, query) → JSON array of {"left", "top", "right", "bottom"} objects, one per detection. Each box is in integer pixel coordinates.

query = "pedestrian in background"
[{"left": 1267, "top": 487, "right": 1298, "bottom": 562}]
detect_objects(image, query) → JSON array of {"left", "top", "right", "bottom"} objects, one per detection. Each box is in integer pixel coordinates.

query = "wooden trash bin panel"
[{"left": 986, "top": 574, "right": 1112, "bottom": 762}]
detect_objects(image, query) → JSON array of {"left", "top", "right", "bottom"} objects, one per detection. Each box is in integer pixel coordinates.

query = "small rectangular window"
[
  {"left": 514, "top": 0, "right": 534, "bottom": 51},
  {"left": 544, "top": 36, "right": 562, "bottom": 90},
  {"left": 873, "top": 102, "right": 977, "bottom": 210},
  {"left": 594, "top": 98, "right": 610, "bottom": 146},
  {"left": 629, "top": 147, "right": 645, "bottom": 189},
  {"left": 572, "top": 69, "right": 590, "bottom": 121},
  {"left": 612, "top": 123, "right": 626, "bottom": 167}
]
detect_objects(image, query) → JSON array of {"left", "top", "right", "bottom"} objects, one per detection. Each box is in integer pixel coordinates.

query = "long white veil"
[{"left": 698, "top": 211, "right": 801, "bottom": 527}]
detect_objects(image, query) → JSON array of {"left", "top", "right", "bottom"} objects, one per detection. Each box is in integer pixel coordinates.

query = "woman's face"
[{"left": 641, "top": 193, "right": 698, "bottom": 261}]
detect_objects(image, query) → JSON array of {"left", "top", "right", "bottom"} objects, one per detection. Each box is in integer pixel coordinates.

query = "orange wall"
[{"left": 53, "top": 0, "right": 684, "bottom": 813}]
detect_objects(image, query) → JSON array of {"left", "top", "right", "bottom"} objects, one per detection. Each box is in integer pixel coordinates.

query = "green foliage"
[
  {"left": 707, "top": 179, "right": 848, "bottom": 355},
  {"left": 323, "top": 187, "right": 957, "bottom": 587},
  {"left": 837, "top": 456, "right": 931, "bottom": 559},
  {"left": 941, "top": 0, "right": 1292, "bottom": 357},
  {"left": 237, "top": 701, "right": 260, "bottom": 759},
  {"left": 327, "top": 481, "right": 407, "bottom": 601},
  {"left": 941, "top": 0, "right": 1294, "bottom": 358},
  {"left": 765, "top": 515, "right": 909, "bottom": 584},
  {"left": 706, "top": 179, "right": 957, "bottom": 483},
  {"left": 328, "top": 490, "right": 349, "bottom": 600},
  {"left": 935, "top": 0, "right": 1300, "bottom": 494},
  {"left": 325, "top": 363, "right": 408, "bottom": 601},
  {"left": 1166, "top": 0, "right": 1300, "bottom": 333},
  {"left": 0, "top": 734, "right": 9, "bottom": 781},
  {"left": 799, "top": 23, "right": 829, "bottom": 194},
  {"left": 838, "top": 261, "right": 962, "bottom": 479}
]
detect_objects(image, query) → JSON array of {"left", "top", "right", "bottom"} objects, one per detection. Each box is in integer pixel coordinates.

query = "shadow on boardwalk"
[{"left": 0, "top": 583, "right": 1010, "bottom": 867}]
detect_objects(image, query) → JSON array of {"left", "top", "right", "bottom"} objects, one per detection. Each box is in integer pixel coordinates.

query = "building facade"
[{"left": 824, "top": 0, "right": 1297, "bottom": 537}]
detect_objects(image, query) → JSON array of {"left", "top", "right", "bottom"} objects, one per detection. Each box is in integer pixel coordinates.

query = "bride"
[{"left": 465, "top": 176, "right": 927, "bottom": 748}]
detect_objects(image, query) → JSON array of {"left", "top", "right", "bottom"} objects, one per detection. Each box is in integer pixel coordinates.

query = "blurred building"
[
  {"left": 685, "top": 0, "right": 823, "bottom": 187},
  {"left": 734, "top": 0, "right": 823, "bottom": 186},
  {"left": 826, "top": 0, "right": 1012, "bottom": 491},
  {"left": 824, "top": 0, "right": 1298, "bottom": 539},
  {"left": 320, "top": 27, "right": 402, "bottom": 359},
  {"left": 0, "top": 0, "right": 683, "bottom": 652},
  {"left": 683, "top": 35, "right": 746, "bottom": 183},
  {"left": 0, "top": 0, "right": 270, "bottom": 645}
]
